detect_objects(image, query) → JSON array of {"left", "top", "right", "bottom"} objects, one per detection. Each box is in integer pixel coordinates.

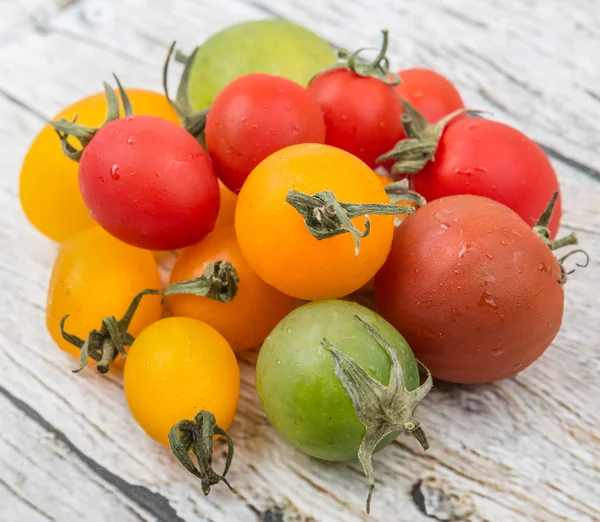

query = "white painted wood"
[{"left": 0, "top": 1, "right": 598, "bottom": 521}]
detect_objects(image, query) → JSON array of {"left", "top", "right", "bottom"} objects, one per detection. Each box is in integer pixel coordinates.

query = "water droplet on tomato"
[
  {"left": 110, "top": 164, "right": 120, "bottom": 180},
  {"left": 287, "top": 329, "right": 292, "bottom": 334},
  {"left": 474, "top": 166, "right": 487, "bottom": 174},
  {"left": 252, "top": 124, "right": 258, "bottom": 130},
  {"left": 478, "top": 290, "right": 498, "bottom": 310},
  {"left": 491, "top": 184, "right": 497, "bottom": 191},
  {"left": 517, "top": 268, "right": 523, "bottom": 274},
  {"left": 479, "top": 274, "right": 496, "bottom": 286},
  {"left": 441, "top": 223, "right": 449, "bottom": 230},
  {"left": 438, "top": 332, "right": 445, "bottom": 340},
  {"left": 284, "top": 102, "right": 291, "bottom": 111},
  {"left": 500, "top": 240, "right": 507, "bottom": 246},
  {"left": 127, "top": 136, "right": 136, "bottom": 145},
  {"left": 413, "top": 90, "right": 423, "bottom": 100},
  {"left": 414, "top": 267, "right": 419, "bottom": 275},
  {"left": 491, "top": 347, "right": 504, "bottom": 356},
  {"left": 511, "top": 229, "right": 523, "bottom": 238},
  {"left": 458, "top": 241, "right": 472, "bottom": 258},
  {"left": 512, "top": 362, "right": 523, "bottom": 371},
  {"left": 539, "top": 262, "right": 550, "bottom": 273},
  {"left": 467, "top": 122, "right": 478, "bottom": 130},
  {"left": 341, "top": 114, "right": 348, "bottom": 121},
  {"left": 155, "top": 171, "right": 161, "bottom": 178},
  {"left": 240, "top": 116, "right": 247, "bottom": 123},
  {"left": 486, "top": 253, "right": 494, "bottom": 260},
  {"left": 276, "top": 359, "right": 281, "bottom": 365},
  {"left": 422, "top": 327, "right": 434, "bottom": 339}
]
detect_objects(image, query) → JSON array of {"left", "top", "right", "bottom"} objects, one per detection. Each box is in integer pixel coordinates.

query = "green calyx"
[
  {"left": 169, "top": 410, "right": 235, "bottom": 496},
  {"left": 533, "top": 192, "right": 589, "bottom": 284},
  {"left": 164, "top": 261, "right": 240, "bottom": 302},
  {"left": 314, "top": 29, "right": 400, "bottom": 85},
  {"left": 377, "top": 99, "right": 468, "bottom": 175},
  {"left": 321, "top": 315, "right": 432, "bottom": 514},
  {"left": 50, "top": 75, "right": 133, "bottom": 162},
  {"left": 60, "top": 289, "right": 161, "bottom": 373},
  {"left": 384, "top": 179, "right": 427, "bottom": 207},
  {"left": 286, "top": 189, "right": 414, "bottom": 257},
  {"left": 163, "top": 42, "right": 209, "bottom": 145}
]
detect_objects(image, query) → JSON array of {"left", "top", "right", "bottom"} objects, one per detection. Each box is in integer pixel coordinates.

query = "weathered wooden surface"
[{"left": 0, "top": 1, "right": 598, "bottom": 521}]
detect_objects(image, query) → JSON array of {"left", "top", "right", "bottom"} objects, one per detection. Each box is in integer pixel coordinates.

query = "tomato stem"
[
  {"left": 49, "top": 80, "right": 128, "bottom": 162},
  {"left": 169, "top": 410, "right": 236, "bottom": 496},
  {"left": 60, "top": 289, "right": 161, "bottom": 373},
  {"left": 286, "top": 189, "right": 414, "bottom": 257},
  {"left": 165, "top": 261, "right": 240, "bottom": 302},
  {"left": 377, "top": 99, "right": 468, "bottom": 175},
  {"left": 312, "top": 29, "right": 401, "bottom": 86},
  {"left": 384, "top": 179, "right": 427, "bottom": 207},
  {"left": 321, "top": 315, "right": 433, "bottom": 514},
  {"left": 533, "top": 192, "right": 589, "bottom": 283},
  {"left": 162, "top": 41, "right": 210, "bottom": 146}
]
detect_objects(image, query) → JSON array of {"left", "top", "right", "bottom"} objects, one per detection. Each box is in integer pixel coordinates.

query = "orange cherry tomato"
[
  {"left": 235, "top": 144, "right": 395, "bottom": 300},
  {"left": 20, "top": 89, "right": 179, "bottom": 243},
  {"left": 46, "top": 226, "right": 163, "bottom": 370},
  {"left": 167, "top": 227, "right": 297, "bottom": 352},
  {"left": 216, "top": 181, "right": 237, "bottom": 228}
]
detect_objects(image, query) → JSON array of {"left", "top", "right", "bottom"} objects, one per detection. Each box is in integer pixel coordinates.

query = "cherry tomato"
[
  {"left": 124, "top": 317, "right": 239, "bottom": 446},
  {"left": 20, "top": 89, "right": 179, "bottom": 242},
  {"left": 308, "top": 69, "right": 404, "bottom": 168},
  {"left": 206, "top": 73, "right": 326, "bottom": 193},
  {"left": 375, "top": 195, "right": 565, "bottom": 384},
  {"left": 395, "top": 68, "right": 464, "bottom": 123},
  {"left": 46, "top": 226, "right": 162, "bottom": 370},
  {"left": 167, "top": 227, "right": 297, "bottom": 352},
  {"left": 410, "top": 118, "right": 562, "bottom": 238},
  {"left": 215, "top": 181, "right": 237, "bottom": 228},
  {"left": 77, "top": 114, "right": 219, "bottom": 250},
  {"left": 256, "top": 300, "right": 431, "bottom": 512},
  {"left": 185, "top": 19, "right": 335, "bottom": 110},
  {"left": 235, "top": 144, "right": 395, "bottom": 300}
]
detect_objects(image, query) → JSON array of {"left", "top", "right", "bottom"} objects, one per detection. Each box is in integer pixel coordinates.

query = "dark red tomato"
[
  {"left": 205, "top": 73, "right": 326, "bottom": 193},
  {"left": 395, "top": 68, "right": 464, "bottom": 123},
  {"left": 375, "top": 195, "right": 564, "bottom": 384},
  {"left": 80, "top": 115, "right": 219, "bottom": 250},
  {"left": 308, "top": 69, "right": 404, "bottom": 168},
  {"left": 411, "top": 119, "right": 561, "bottom": 238}
]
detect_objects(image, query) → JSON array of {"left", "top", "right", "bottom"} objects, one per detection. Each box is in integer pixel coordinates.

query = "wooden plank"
[{"left": 0, "top": 1, "right": 599, "bottom": 521}]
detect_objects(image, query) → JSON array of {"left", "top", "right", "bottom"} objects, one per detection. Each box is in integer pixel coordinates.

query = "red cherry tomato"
[
  {"left": 395, "top": 68, "right": 464, "bottom": 123},
  {"left": 79, "top": 115, "right": 219, "bottom": 250},
  {"left": 206, "top": 73, "right": 326, "bottom": 193},
  {"left": 411, "top": 118, "right": 561, "bottom": 238},
  {"left": 375, "top": 195, "right": 565, "bottom": 384},
  {"left": 308, "top": 69, "right": 404, "bottom": 168}
]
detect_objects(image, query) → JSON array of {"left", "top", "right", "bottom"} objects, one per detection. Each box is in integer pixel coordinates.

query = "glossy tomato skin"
[
  {"left": 396, "top": 68, "right": 464, "bottom": 123},
  {"left": 308, "top": 69, "right": 404, "bottom": 168},
  {"left": 167, "top": 227, "right": 297, "bottom": 352},
  {"left": 124, "top": 317, "right": 239, "bottom": 446},
  {"left": 79, "top": 115, "right": 219, "bottom": 250},
  {"left": 187, "top": 19, "right": 336, "bottom": 110},
  {"left": 374, "top": 195, "right": 564, "bottom": 384},
  {"left": 206, "top": 73, "right": 326, "bottom": 193},
  {"left": 46, "top": 226, "right": 163, "bottom": 369},
  {"left": 256, "top": 300, "right": 419, "bottom": 461},
  {"left": 20, "top": 90, "right": 179, "bottom": 243},
  {"left": 235, "top": 144, "right": 394, "bottom": 300},
  {"left": 411, "top": 118, "right": 561, "bottom": 238}
]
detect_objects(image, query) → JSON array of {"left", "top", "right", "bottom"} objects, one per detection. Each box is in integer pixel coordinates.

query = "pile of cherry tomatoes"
[{"left": 19, "top": 19, "right": 586, "bottom": 513}]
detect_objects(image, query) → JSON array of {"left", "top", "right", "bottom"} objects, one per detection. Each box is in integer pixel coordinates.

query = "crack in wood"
[
  {"left": 0, "top": 385, "right": 185, "bottom": 522},
  {"left": 0, "top": 88, "right": 48, "bottom": 122},
  {"left": 0, "top": 476, "right": 56, "bottom": 521}
]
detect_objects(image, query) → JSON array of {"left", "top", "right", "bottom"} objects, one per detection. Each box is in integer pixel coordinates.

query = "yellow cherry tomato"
[
  {"left": 46, "top": 226, "right": 163, "bottom": 370},
  {"left": 124, "top": 317, "right": 240, "bottom": 446},
  {"left": 20, "top": 89, "right": 179, "bottom": 243}
]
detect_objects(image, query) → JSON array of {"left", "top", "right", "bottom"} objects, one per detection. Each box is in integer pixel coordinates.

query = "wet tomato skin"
[
  {"left": 374, "top": 195, "right": 564, "bottom": 384},
  {"left": 411, "top": 118, "right": 562, "bottom": 238},
  {"left": 79, "top": 115, "right": 219, "bottom": 250}
]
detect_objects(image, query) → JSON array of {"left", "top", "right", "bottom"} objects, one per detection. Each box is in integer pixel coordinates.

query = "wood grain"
[{"left": 0, "top": 1, "right": 598, "bottom": 521}]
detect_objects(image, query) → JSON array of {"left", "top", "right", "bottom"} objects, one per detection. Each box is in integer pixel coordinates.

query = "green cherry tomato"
[
  {"left": 186, "top": 19, "right": 336, "bottom": 110},
  {"left": 256, "top": 299, "right": 421, "bottom": 461}
]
